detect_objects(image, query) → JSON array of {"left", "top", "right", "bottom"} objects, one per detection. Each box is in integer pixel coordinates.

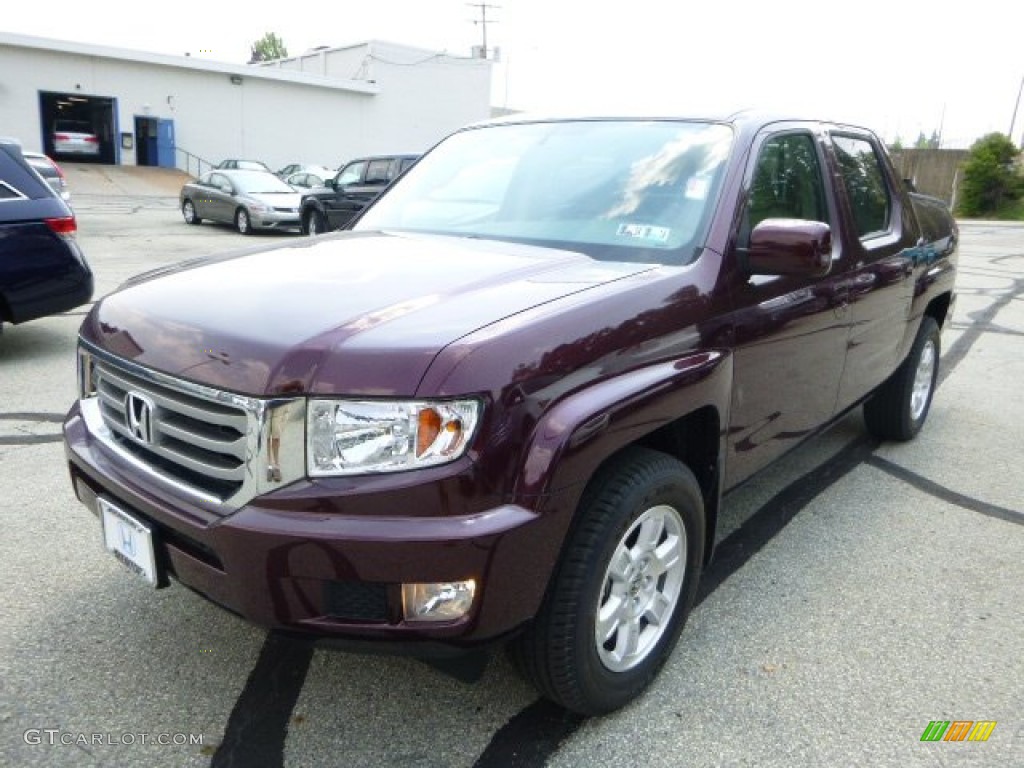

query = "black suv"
[
  {"left": 0, "top": 139, "right": 93, "bottom": 331},
  {"left": 300, "top": 154, "right": 419, "bottom": 235}
]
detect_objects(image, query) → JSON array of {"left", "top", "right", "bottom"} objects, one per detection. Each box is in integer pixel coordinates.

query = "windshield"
[
  {"left": 356, "top": 120, "right": 733, "bottom": 264},
  {"left": 231, "top": 171, "right": 295, "bottom": 194}
]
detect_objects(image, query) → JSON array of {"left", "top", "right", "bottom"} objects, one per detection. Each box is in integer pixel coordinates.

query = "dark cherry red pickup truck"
[{"left": 64, "top": 114, "right": 958, "bottom": 714}]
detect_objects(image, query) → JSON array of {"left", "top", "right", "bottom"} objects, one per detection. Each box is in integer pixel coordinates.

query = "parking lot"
[{"left": 1, "top": 190, "right": 1022, "bottom": 768}]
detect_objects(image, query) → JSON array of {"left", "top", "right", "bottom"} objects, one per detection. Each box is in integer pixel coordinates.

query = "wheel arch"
[
  {"left": 513, "top": 350, "right": 731, "bottom": 572},
  {"left": 634, "top": 404, "right": 721, "bottom": 567},
  {"left": 302, "top": 198, "right": 326, "bottom": 217},
  {"left": 924, "top": 291, "right": 953, "bottom": 330}
]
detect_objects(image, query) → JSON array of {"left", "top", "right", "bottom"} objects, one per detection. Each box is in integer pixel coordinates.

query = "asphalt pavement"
[{"left": 0, "top": 191, "right": 1021, "bottom": 767}]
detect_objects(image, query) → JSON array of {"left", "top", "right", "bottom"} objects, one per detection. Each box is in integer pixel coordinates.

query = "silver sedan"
[{"left": 180, "top": 169, "right": 302, "bottom": 234}]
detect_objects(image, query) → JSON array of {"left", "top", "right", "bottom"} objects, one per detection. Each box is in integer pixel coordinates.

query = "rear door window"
[
  {"left": 365, "top": 159, "right": 393, "bottom": 184},
  {"left": 831, "top": 135, "right": 891, "bottom": 239},
  {"left": 0, "top": 181, "right": 26, "bottom": 200},
  {"left": 0, "top": 148, "right": 50, "bottom": 200}
]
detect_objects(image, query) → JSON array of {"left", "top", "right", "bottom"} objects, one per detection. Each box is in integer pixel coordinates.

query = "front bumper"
[
  {"left": 253, "top": 208, "right": 301, "bottom": 229},
  {"left": 64, "top": 402, "right": 570, "bottom": 649}
]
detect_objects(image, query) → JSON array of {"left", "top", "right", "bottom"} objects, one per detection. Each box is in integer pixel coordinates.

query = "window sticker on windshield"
[
  {"left": 617, "top": 223, "right": 671, "bottom": 243},
  {"left": 685, "top": 176, "right": 710, "bottom": 200}
]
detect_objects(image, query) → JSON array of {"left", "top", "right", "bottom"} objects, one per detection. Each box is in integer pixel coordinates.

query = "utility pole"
[
  {"left": 468, "top": 3, "right": 500, "bottom": 59},
  {"left": 1010, "top": 73, "right": 1024, "bottom": 149}
]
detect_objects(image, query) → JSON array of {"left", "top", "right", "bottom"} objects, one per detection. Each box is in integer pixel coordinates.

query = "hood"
[{"left": 82, "top": 231, "right": 654, "bottom": 396}]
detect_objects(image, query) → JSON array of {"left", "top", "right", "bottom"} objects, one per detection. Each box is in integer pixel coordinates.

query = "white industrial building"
[{"left": 0, "top": 32, "right": 492, "bottom": 173}]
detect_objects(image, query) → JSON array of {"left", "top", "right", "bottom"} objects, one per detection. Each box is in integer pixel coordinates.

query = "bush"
[{"left": 957, "top": 133, "right": 1023, "bottom": 217}]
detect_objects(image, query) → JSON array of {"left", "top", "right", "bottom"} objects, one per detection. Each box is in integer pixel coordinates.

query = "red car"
[{"left": 64, "top": 113, "right": 957, "bottom": 714}]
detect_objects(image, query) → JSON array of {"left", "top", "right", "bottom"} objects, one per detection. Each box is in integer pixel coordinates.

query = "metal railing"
[{"left": 175, "top": 148, "right": 214, "bottom": 178}]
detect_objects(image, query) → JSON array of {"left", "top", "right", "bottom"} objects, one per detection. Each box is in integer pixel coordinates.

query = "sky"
[{"left": 3, "top": 0, "right": 1022, "bottom": 149}]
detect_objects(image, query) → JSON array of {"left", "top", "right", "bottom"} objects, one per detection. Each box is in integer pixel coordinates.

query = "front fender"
[
  {"left": 514, "top": 350, "right": 732, "bottom": 502},
  {"left": 301, "top": 198, "right": 327, "bottom": 217}
]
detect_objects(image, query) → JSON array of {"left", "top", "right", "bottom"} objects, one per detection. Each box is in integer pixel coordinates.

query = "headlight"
[
  {"left": 78, "top": 347, "right": 96, "bottom": 398},
  {"left": 307, "top": 399, "right": 481, "bottom": 476}
]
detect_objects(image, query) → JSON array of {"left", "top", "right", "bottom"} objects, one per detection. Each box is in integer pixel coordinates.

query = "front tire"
[
  {"left": 304, "top": 209, "right": 326, "bottom": 236},
  {"left": 509, "top": 447, "right": 705, "bottom": 715},
  {"left": 182, "top": 199, "right": 201, "bottom": 225},
  {"left": 864, "top": 316, "right": 940, "bottom": 441},
  {"left": 235, "top": 208, "right": 253, "bottom": 235}
]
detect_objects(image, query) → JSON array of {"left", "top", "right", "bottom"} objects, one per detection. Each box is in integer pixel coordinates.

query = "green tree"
[
  {"left": 888, "top": 136, "right": 904, "bottom": 152},
  {"left": 957, "top": 132, "right": 1023, "bottom": 217},
  {"left": 249, "top": 32, "right": 288, "bottom": 63}
]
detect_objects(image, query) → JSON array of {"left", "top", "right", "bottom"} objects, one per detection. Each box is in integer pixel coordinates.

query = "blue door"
[{"left": 156, "top": 119, "right": 175, "bottom": 168}]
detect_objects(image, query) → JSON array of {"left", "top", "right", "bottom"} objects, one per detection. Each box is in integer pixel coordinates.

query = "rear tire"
[
  {"left": 509, "top": 446, "right": 705, "bottom": 715},
  {"left": 235, "top": 208, "right": 252, "bottom": 235},
  {"left": 864, "top": 316, "right": 940, "bottom": 441},
  {"left": 182, "top": 199, "right": 201, "bottom": 225}
]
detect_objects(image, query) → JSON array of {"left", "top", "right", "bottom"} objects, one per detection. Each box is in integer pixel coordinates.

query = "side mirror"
[
  {"left": 219, "top": 184, "right": 232, "bottom": 194},
  {"left": 745, "top": 219, "right": 832, "bottom": 277},
  {"left": 326, "top": 178, "right": 337, "bottom": 190}
]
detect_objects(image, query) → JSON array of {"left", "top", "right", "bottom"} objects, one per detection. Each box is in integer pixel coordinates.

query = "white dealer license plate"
[{"left": 100, "top": 498, "right": 160, "bottom": 587}]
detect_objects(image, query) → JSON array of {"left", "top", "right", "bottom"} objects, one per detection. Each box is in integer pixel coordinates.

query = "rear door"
[{"left": 827, "top": 131, "right": 915, "bottom": 408}]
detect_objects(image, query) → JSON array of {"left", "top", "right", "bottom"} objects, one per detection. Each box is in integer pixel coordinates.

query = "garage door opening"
[{"left": 39, "top": 91, "right": 117, "bottom": 164}]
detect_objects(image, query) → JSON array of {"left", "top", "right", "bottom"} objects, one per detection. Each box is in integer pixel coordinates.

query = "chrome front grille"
[
  {"left": 78, "top": 342, "right": 307, "bottom": 512},
  {"left": 95, "top": 362, "right": 250, "bottom": 499}
]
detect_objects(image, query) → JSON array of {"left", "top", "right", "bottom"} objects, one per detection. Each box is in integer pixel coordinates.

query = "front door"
[
  {"left": 326, "top": 160, "right": 366, "bottom": 229},
  {"left": 206, "top": 173, "right": 235, "bottom": 223},
  {"left": 725, "top": 127, "right": 852, "bottom": 487}
]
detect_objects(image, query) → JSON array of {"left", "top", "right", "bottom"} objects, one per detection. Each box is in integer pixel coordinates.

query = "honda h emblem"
[
  {"left": 119, "top": 521, "right": 136, "bottom": 557},
  {"left": 125, "top": 391, "right": 155, "bottom": 445}
]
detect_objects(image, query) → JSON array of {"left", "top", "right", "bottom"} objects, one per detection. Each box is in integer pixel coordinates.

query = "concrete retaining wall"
[{"left": 890, "top": 149, "right": 969, "bottom": 208}]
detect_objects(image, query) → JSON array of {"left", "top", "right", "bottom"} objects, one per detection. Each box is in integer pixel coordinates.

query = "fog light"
[{"left": 402, "top": 580, "right": 476, "bottom": 622}]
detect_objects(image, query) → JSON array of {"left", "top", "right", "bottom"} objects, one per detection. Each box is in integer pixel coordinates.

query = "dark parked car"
[
  {"left": 65, "top": 114, "right": 957, "bottom": 715},
  {"left": 300, "top": 153, "right": 418, "bottom": 234},
  {"left": 214, "top": 159, "right": 271, "bottom": 172},
  {"left": 180, "top": 169, "right": 303, "bottom": 234},
  {"left": 0, "top": 139, "right": 92, "bottom": 330}
]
